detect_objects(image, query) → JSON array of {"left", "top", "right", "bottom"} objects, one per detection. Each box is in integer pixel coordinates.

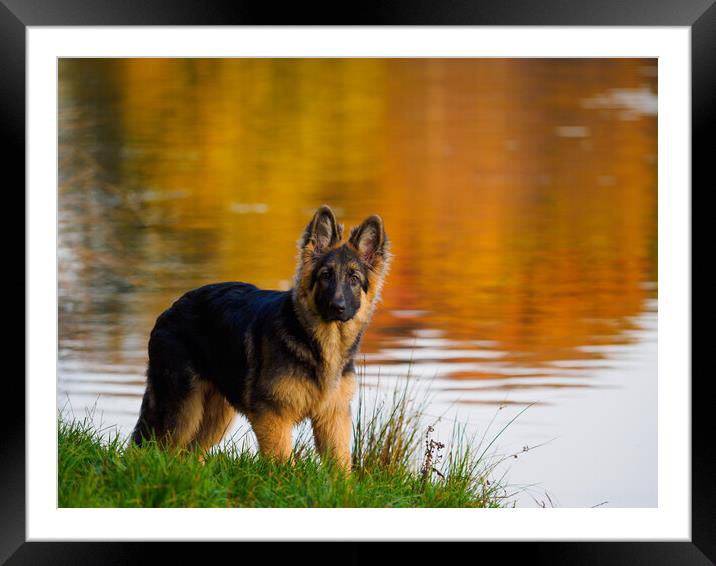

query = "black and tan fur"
[{"left": 131, "top": 205, "right": 391, "bottom": 470}]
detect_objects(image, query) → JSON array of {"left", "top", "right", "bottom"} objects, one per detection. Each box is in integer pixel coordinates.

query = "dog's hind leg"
[
  {"left": 166, "top": 380, "right": 206, "bottom": 448},
  {"left": 132, "top": 338, "right": 205, "bottom": 448},
  {"left": 132, "top": 373, "right": 205, "bottom": 449},
  {"left": 132, "top": 331, "right": 206, "bottom": 449},
  {"left": 189, "top": 383, "right": 236, "bottom": 458}
]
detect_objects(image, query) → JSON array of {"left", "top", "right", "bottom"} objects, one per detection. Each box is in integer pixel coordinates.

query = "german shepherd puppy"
[{"left": 131, "top": 205, "right": 391, "bottom": 470}]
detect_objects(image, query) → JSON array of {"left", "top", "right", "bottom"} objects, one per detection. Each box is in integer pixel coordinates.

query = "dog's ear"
[
  {"left": 301, "top": 205, "right": 343, "bottom": 253},
  {"left": 349, "top": 215, "right": 386, "bottom": 265}
]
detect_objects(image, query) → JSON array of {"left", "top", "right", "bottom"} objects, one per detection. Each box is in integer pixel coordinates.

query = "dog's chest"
[
  {"left": 289, "top": 332, "right": 352, "bottom": 417},
  {"left": 276, "top": 363, "right": 352, "bottom": 421},
  {"left": 314, "top": 324, "right": 357, "bottom": 385}
]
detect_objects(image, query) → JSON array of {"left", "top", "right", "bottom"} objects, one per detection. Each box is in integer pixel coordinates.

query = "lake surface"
[{"left": 58, "top": 58, "right": 657, "bottom": 507}]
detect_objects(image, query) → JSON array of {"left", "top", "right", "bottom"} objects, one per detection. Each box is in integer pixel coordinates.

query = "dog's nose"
[{"left": 331, "top": 298, "right": 346, "bottom": 313}]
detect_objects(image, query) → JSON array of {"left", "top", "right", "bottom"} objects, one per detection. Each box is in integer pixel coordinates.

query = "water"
[{"left": 58, "top": 58, "right": 657, "bottom": 507}]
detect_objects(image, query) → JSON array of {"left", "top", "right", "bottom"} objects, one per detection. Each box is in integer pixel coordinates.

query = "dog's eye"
[
  {"left": 349, "top": 274, "right": 361, "bottom": 287},
  {"left": 320, "top": 271, "right": 332, "bottom": 281}
]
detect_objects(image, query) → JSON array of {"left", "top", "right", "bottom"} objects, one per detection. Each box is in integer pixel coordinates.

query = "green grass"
[{"left": 58, "top": 379, "right": 513, "bottom": 508}]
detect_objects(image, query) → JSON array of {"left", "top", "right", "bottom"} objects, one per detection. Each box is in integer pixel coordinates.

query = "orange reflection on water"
[{"left": 59, "top": 58, "right": 657, "bottom": 383}]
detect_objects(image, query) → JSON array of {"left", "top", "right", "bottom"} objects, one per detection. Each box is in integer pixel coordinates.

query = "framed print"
[{"left": 6, "top": 0, "right": 711, "bottom": 563}]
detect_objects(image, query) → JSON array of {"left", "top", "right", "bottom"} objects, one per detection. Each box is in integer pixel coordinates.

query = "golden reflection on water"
[{"left": 58, "top": 58, "right": 657, "bottom": 388}]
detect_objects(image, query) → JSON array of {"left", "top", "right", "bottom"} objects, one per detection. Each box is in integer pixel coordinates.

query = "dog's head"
[{"left": 297, "top": 205, "right": 390, "bottom": 323}]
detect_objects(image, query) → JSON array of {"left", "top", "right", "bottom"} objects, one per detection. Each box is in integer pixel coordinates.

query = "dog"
[{"left": 131, "top": 205, "right": 391, "bottom": 470}]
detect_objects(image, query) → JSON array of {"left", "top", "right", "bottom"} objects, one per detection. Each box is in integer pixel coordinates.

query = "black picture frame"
[{"left": 5, "top": 1, "right": 711, "bottom": 564}]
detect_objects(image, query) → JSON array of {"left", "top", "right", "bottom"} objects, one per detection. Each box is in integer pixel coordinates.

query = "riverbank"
[{"left": 58, "top": 384, "right": 512, "bottom": 508}]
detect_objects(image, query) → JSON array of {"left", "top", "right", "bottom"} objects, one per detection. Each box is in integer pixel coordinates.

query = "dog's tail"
[
  {"left": 130, "top": 419, "right": 148, "bottom": 446},
  {"left": 131, "top": 386, "right": 154, "bottom": 446}
]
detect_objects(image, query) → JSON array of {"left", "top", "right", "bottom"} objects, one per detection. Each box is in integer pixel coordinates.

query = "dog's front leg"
[
  {"left": 312, "top": 408, "right": 352, "bottom": 472},
  {"left": 250, "top": 410, "right": 294, "bottom": 464},
  {"left": 312, "top": 373, "right": 356, "bottom": 471}
]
